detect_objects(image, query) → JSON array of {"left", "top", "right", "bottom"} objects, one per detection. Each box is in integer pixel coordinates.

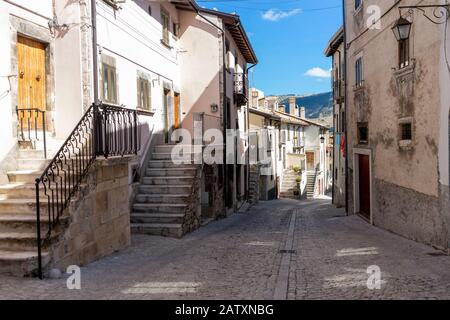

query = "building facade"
[
  {"left": 344, "top": 0, "right": 450, "bottom": 250},
  {"left": 325, "top": 27, "right": 346, "bottom": 207},
  {"left": 0, "top": 0, "right": 258, "bottom": 276}
]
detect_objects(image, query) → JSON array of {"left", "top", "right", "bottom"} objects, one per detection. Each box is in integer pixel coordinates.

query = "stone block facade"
[{"left": 49, "top": 157, "right": 134, "bottom": 272}]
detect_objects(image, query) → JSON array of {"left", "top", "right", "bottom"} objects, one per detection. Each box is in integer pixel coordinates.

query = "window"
[
  {"left": 137, "top": 76, "right": 151, "bottom": 111},
  {"left": 161, "top": 9, "right": 170, "bottom": 46},
  {"left": 102, "top": 58, "right": 118, "bottom": 104},
  {"left": 355, "top": 57, "right": 363, "bottom": 88},
  {"left": 225, "top": 39, "right": 231, "bottom": 70},
  {"left": 355, "top": 0, "right": 362, "bottom": 10},
  {"left": 401, "top": 122, "right": 412, "bottom": 141},
  {"left": 357, "top": 123, "right": 368, "bottom": 144},
  {"left": 235, "top": 50, "right": 239, "bottom": 72},
  {"left": 287, "top": 126, "right": 291, "bottom": 141},
  {"left": 398, "top": 37, "right": 410, "bottom": 69},
  {"left": 173, "top": 22, "right": 179, "bottom": 38}
]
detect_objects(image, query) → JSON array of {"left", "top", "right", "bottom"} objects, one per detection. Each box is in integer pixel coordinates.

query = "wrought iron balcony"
[{"left": 234, "top": 72, "right": 248, "bottom": 106}]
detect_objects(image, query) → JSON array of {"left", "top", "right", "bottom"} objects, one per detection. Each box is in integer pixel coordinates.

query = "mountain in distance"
[{"left": 278, "top": 92, "right": 333, "bottom": 119}]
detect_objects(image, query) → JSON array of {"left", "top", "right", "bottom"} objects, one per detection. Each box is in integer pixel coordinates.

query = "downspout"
[
  {"left": 91, "top": 0, "right": 99, "bottom": 104},
  {"left": 332, "top": 48, "right": 342, "bottom": 205},
  {"left": 245, "top": 63, "right": 257, "bottom": 201},
  {"left": 331, "top": 53, "right": 336, "bottom": 204},
  {"left": 188, "top": 1, "right": 229, "bottom": 212},
  {"left": 342, "top": 0, "right": 349, "bottom": 214}
]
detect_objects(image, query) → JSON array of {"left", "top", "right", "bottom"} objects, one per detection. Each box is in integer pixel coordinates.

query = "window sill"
[
  {"left": 136, "top": 109, "right": 155, "bottom": 116},
  {"left": 398, "top": 140, "right": 413, "bottom": 150},
  {"left": 160, "top": 39, "right": 172, "bottom": 49},
  {"left": 393, "top": 60, "right": 415, "bottom": 78},
  {"left": 353, "top": 84, "right": 365, "bottom": 93}
]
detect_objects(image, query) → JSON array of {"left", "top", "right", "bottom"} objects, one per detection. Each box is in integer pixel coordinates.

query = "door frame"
[
  {"left": 10, "top": 16, "right": 55, "bottom": 135},
  {"left": 306, "top": 151, "right": 315, "bottom": 171},
  {"left": 353, "top": 148, "right": 374, "bottom": 225}
]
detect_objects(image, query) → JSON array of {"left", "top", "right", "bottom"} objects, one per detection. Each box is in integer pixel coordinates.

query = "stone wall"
[
  {"left": 50, "top": 157, "right": 134, "bottom": 272},
  {"left": 374, "top": 179, "right": 448, "bottom": 249},
  {"left": 248, "top": 164, "right": 260, "bottom": 204}
]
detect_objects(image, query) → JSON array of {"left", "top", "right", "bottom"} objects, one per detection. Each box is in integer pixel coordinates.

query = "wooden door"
[
  {"left": 163, "top": 89, "right": 170, "bottom": 143},
  {"left": 174, "top": 93, "right": 180, "bottom": 129},
  {"left": 306, "top": 152, "right": 315, "bottom": 171},
  {"left": 358, "top": 154, "right": 371, "bottom": 220},
  {"left": 17, "top": 36, "right": 46, "bottom": 128}
]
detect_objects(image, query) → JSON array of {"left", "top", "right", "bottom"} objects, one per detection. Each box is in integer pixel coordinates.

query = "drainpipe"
[
  {"left": 91, "top": 0, "right": 99, "bottom": 104},
  {"left": 187, "top": 1, "right": 229, "bottom": 213},
  {"left": 245, "top": 63, "right": 257, "bottom": 201},
  {"left": 332, "top": 48, "right": 342, "bottom": 205},
  {"left": 331, "top": 53, "right": 336, "bottom": 205},
  {"left": 342, "top": 0, "right": 349, "bottom": 215}
]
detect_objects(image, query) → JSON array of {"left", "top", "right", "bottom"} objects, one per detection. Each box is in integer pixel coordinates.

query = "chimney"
[
  {"left": 288, "top": 97, "right": 296, "bottom": 115},
  {"left": 300, "top": 107, "right": 306, "bottom": 119}
]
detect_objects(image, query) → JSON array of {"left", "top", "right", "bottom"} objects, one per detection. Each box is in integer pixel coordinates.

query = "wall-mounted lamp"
[
  {"left": 392, "top": 17, "right": 412, "bottom": 41},
  {"left": 210, "top": 103, "right": 218, "bottom": 113},
  {"left": 320, "top": 136, "right": 325, "bottom": 144}
]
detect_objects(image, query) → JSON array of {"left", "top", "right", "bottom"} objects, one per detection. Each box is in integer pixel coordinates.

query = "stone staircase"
[
  {"left": 279, "top": 169, "right": 299, "bottom": 199},
  {"left": 131, "top": 144, "right": 200, "bottom": 238},
  {"left": 248, "top": 165, "right": 260, "bottom": 204},
  {"left": 306, "top": 171, "right": 317, "bottom": 199},
  {"left": 0, "top": 139, "right": 63, "bottom": 276}
]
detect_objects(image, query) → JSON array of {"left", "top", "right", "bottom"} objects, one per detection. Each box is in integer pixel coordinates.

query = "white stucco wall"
[
  {"left": 0, "top": 2, "right": 15, "bottom": 163},
  {"left": 54, "top": 0, "right": 84, "bottom": 139},
  {"left": 178, "top": 10, "right": 221, "bottom": 134},
  {"left": 96, "top": 0, "right": 182, "bottom": 146}
]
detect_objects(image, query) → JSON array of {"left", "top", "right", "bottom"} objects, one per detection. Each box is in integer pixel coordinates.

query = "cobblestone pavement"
[{"left": 1, "top": 198, "right": 450, "bottom": 299}]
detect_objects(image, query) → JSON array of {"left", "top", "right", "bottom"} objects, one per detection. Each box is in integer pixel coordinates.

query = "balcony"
[
  {"left": 333, "top": 79, "right": 344, "bottom": 103},
  {"left": 234, "top": 72, "right": 248, "bottom": 106}
]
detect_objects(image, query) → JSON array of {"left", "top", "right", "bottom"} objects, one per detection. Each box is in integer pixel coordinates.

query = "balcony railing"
[
  {"left": 333, "top": 79, "right": 344, "bottom": 100},
  {"left": 35, "top": 102, "right": 139, "bottom": 279},
  {"left": 234, "top": 72, "right": 248, "bottom": 105}
]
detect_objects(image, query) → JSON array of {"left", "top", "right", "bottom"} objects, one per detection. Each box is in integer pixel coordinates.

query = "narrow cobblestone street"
[{"left": 1, "top": 198, "right": 450, "bottom": 300}]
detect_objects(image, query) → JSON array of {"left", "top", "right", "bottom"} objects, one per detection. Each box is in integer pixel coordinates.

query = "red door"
[{"left": 358, "top": 154, "right": 371, "bottom": 220}]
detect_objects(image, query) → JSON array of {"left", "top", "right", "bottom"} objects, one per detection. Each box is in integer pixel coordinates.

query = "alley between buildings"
[{"left": 1, "top": 198, "right": 450, "bottom": 300}]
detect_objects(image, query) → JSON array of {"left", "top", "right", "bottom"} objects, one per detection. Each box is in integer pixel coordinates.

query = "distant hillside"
[{"left": 280, "top": 92, "right": 333, "bottom": 119}]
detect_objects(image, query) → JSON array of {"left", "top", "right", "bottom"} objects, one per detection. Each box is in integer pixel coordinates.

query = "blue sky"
[{"left": 198, "top": 0, "right": 343, "bottom": 96}]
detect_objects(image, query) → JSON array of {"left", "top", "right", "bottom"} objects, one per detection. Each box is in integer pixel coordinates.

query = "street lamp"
[{"left": 392, "top": 17, "right": 412, "bottom": 41}]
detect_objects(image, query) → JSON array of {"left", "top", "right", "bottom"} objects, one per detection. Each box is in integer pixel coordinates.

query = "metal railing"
[
  {"left": 16, "top": 107, "right": 47, "bottom": 159},
  {"left": 34, "top": 102, "right": 139, "bottom": 279}
]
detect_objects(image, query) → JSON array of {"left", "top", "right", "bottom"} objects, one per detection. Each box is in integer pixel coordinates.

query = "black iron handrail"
[
  {"left": 16, "top": 107, "right": 47, "bottom": 159},
  {"left": 34, "top": 102, "right": 139, "bottom": 279}
]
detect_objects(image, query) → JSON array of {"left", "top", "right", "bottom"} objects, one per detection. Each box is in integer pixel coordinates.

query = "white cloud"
[
  {"left": 304, "top": 67, "right": 332, "bottom": 78},
  {"left": 261, "top": 8, "right": 302, "bottom": 22}
]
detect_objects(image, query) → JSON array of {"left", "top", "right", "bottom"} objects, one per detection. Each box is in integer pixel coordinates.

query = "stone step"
[
  {"left": 137, "top": 185, "right": 192, "bottom": 195},
  {"left": 0, "top": 183, "right": 45, "bottom": 198},
  {"left": 153, "top": 144, "right": 191, "bottom": 153},
  {"left": 0, "top": 250, "right": 50, "bottom": 276},
  {"left": 0, "top": 214, "right": 69, "bottom": 233},
  {"left": 0, "top": 232, "right": 37, "bottom": 251},
  {"left": 0, "top": 198, "right": 49, "bottom": 214},
  {"left": 17, "top": 159, "right": 51, "bottom": 171},
  {"left": 132, "top": 203, "right": 187, "bottom": 214},
  {"left": 18, "top": 149, "right": 47, "bottom": 159},
  {"left": 148, "top": 160, "right": 197, "bottom": 169},
  {"left": 135, "top": 194, "right": 189, "bottom": 204},
  {"left": 152, "top": 152, "right": 194, "bottom": 161},
  {"left": 131, "top": 213, "right": 185, "bottom": 224},
  {"left": 145, "top": 168, "right": 197, "bottom": 177},
  {"left": 142, "top": 176, "right": 195, "bottom": 185},
  {"left": 131, "top": 223, "right": 183, "bottom": 238},
  {"left": 7, "top": 170, "right": 42, "bottom": 183}
]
